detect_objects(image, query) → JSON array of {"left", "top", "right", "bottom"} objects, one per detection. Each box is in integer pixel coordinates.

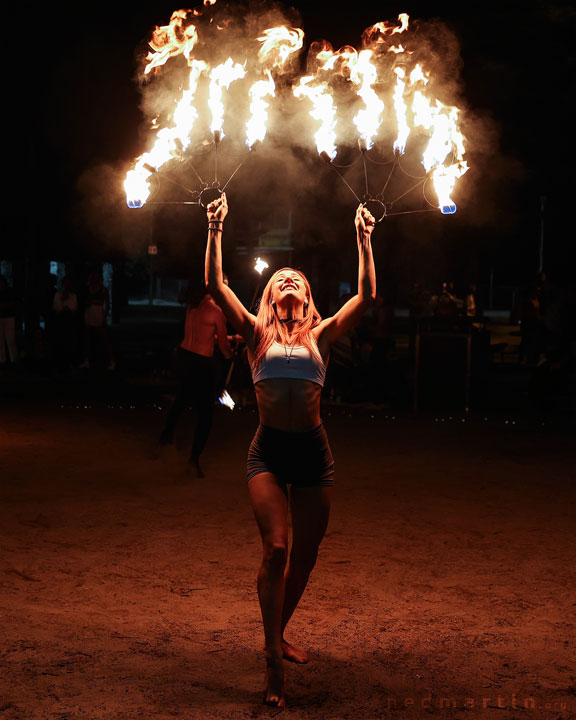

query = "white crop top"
[{"left": 251, "top": 341, "right": 326, "bottom": 387}]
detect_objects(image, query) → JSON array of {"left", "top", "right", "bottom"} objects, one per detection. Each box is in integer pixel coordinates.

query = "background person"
[
  {"left": 52, "top": 276, "right": 79, "bottom": 372},
  {"left": 0, "top": 275, "right": 18, "bottom": 369},
  {"left": 80, "top": 271, "right": 114, "bottom": 370},
  {"left": 158, "top": 279, "right": 233, "bottom": 477}
]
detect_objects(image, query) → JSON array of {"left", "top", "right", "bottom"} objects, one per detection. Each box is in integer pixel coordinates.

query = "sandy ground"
[{"left": 0, "top": 402, "right": 575, "bottom": 720}]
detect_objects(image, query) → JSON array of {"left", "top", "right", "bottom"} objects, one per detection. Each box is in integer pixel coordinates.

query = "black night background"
[{"left": 1, "top": 2, "right": 575, "bottom": 718}]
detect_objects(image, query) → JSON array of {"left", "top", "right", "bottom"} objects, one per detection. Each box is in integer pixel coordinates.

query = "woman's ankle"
[{"left": 265, "top": 649, "right": 284, "bottom": 664}]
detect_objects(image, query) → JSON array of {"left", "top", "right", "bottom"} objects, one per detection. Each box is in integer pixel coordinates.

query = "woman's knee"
[{"left": 262, "top": 540, "right": 288, "bottom": 571}]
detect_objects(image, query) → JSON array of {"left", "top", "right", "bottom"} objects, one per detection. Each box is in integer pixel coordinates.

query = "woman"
[{"left": 205, "top": 192, "right": 376, "bottom": 707}]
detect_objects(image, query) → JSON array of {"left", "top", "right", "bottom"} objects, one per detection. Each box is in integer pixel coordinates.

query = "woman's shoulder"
[{"left": 311, "top": 318, "right": 330, "bottom": 339}]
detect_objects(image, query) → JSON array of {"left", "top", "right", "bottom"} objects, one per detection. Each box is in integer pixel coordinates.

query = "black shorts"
[{"left": 247, "top": 423, "right": 334, "bottom": 487}]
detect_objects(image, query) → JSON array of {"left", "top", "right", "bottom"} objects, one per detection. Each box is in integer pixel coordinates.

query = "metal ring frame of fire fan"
[
  {"left": 319, "top": 142, "right": 454, "bottom": 223},
  {"left": 140, "top": 131, "right": 260, "bottom": 211},
  {"left": 137, "top": 134, "right": 454, "bottom": 221}
]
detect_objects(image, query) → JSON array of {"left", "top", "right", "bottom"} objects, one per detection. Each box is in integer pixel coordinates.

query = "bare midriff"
[{"left": 254, "top": 378, "right": 323, "bottom": 432}]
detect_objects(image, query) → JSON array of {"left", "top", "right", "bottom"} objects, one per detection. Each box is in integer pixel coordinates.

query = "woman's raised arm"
[
  {"left": 204, "top": 192, "right": 256, "bottom": 345},
  {"left": 315, "top": 204, "right": 377, "bottom": 345}
]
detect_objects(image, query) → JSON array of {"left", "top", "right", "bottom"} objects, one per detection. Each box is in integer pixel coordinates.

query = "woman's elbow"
[
  {"left": 361, "top": 293, "right": 376, "bottom": 308},
  {"left": 206, "top": 278, "right": 221, "bottom": 296}
]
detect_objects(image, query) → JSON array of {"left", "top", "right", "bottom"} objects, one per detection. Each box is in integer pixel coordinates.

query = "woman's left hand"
[
  {"left": 207, "top": 192, "right": 228, "bottom": 223},
  {"left": 355, "top": 204, "right": 375, "bottom": 239}
]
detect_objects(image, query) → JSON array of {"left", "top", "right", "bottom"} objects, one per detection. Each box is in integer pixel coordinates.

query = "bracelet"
[{"left": 208, "top": 220, "right": 223, "bottom": 226}]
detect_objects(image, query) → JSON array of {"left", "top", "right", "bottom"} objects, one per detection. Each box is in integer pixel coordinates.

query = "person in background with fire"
[
  {"left": 158, "top": 279, "right": 234, "bottom": 477},
  {"left": 205, "top": 192, "right": 376, "bottom": 708}
]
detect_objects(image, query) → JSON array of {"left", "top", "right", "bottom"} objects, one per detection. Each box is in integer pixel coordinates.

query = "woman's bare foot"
[
  {"left": 263, "top": 639, "right": 310, "bottom": 664},
  {"left": 263, "top": 656, "right": 285, "bottom": 707},
  {"left": 281, "top": 638, "right": 309, "bottom": 664}
]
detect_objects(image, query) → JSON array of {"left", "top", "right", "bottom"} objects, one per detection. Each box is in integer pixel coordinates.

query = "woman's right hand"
[
  {"left": 207, "top": 192, "right": 228, "bottom": 223},
  {"left": 355, "top": 204, "right": 375, "bottom": 238}
]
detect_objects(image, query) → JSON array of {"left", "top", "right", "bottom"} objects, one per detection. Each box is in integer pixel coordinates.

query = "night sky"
[{"left": 10, "top": 1, "right": 574, "bottom": 287}]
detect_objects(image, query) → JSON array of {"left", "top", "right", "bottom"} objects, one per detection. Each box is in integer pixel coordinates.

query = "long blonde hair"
[{"left": 252, "top": 268, "right": 323, "bottom": 368}]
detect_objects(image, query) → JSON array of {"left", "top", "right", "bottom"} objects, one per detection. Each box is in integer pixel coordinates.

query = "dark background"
[{"left": 7, "top": 1, "right": 575, "bottom": 290}]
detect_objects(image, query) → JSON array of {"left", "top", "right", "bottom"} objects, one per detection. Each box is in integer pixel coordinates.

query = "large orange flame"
[
  {"left": 144, "top": 10, "right": 198, "bottom": 75},
  {"left": 126, "top": 9, "right": 468, "bottom": 214},
  {"left": 257, "top": 26, "right": 304, "bottom": 69}
]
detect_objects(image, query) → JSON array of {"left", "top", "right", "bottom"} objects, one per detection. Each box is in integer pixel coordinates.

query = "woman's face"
[{"left": 270, "top": 269, "right": 308, "bottom": 307}]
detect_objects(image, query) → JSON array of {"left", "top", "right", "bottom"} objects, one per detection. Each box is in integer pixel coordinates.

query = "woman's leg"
[
  {"left": 281, "top": 484, "right": 333, "bottom": 663},
  {"left": 248, "top": 472, "right": 289, "bottom": 706}
]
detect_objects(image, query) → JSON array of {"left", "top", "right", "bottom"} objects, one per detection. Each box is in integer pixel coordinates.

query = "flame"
[
  {"left": 144, "top": 10, "right": 198, "bottom": 75},
  {"left": 293, "top": 76, "right": 337, "bottom": 159},
  {"left": 318, "top": 45, "right": 357, "bottom": 74},
  {"left": 258, "top": 26, "right": 304, "bottom": 69},
  {"left": 246, "top": 71, "right": 276, "bottom": 148},
  {"left": 409, "top": 63, "right": 429, "bottom": 86},
  {"left": 208, "top": 58, "right": 246, "bottom": 136},
  {"left": 362, "top": 13, "right": 409, "bottom": 46},
  {"left": 254, "top": 257, "right": 269, "bottom": 274},
  {"left": 392, "top": 67, "right": 409, "bottom": 154},
  {"left": 126, "top": 9, "right": 468, "bottom": 215},
  {"left": 393, "top": 13, "right": 410, "bottom": 33},
  {"left": 347, "top": 49, "right": 384, "bottom": 150},
  {"left": 307, "top": 39, "right": 333, "bottom": 70},
  {"left": 125, "top": 60, "right": 207, "bottom": 207},
  {"left": 412, "top": 92, "right": 468, "bottom": 211},
  {"left": 204, "top": 0, "right": 217, "bottom": 4}
]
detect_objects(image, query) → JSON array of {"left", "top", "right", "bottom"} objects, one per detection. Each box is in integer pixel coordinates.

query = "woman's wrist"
[{"left": 208, "top": 219, "right": 224, "bottom": 232}]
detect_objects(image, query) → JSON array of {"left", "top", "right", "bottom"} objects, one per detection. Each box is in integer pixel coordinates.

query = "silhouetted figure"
[
  {"left": 408, "top": 282, "right": 432, "bottom": 320},
  {"left": 52, "top": 276, "right": 79, "bottom": 371},
  {"left": 159, "top": 281, "right": 233, "bottom": 477},
  {"left": 80, "top": 271, "right": 114, "bottom": 370},
  {"left": 0, "top": 275, "right": 18, "bottom": 368},
  {"left": 324, "top": 293, "right": 356, "bottom": 402},
  {"left": 368, "top": 291, "right": 395, "bottom": 404},
  {"left": 516, "top": 285, "right": 544, "bottom": 367},
  {"left": 465, "top": 283, "right": 479, "bottom": 319},
  {"left": 530, "top": 287, "right": 576, "bottom": 423},
  {"left": 434, "top": 281, "right": 460, "bottom": 318}
]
